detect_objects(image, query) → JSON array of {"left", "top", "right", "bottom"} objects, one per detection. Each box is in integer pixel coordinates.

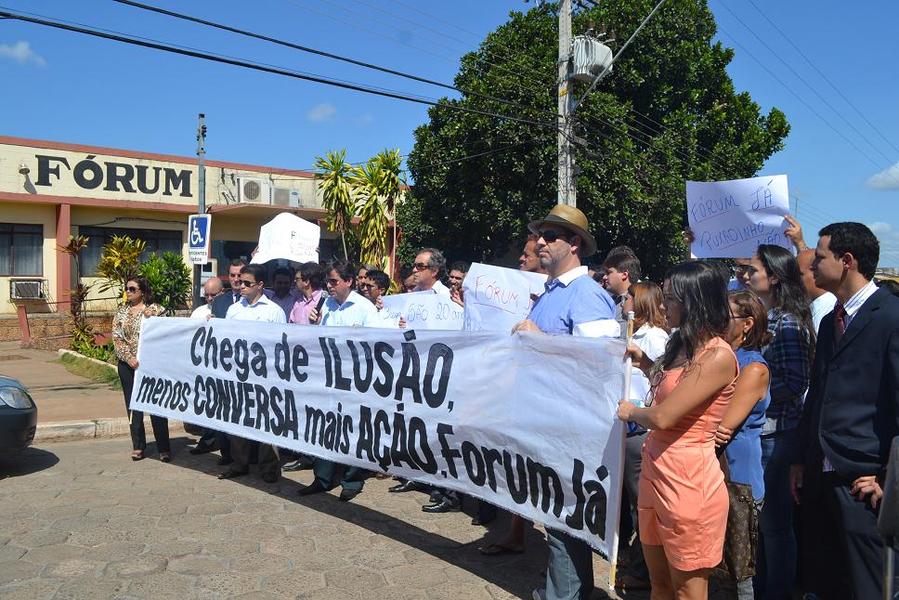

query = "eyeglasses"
[
  {"left": 413, "top": 262, "right": 431, "bottom": 271},
  {"left": 359, "top": 283, "right": 381, "bottom": 290},
  {"left": 538, "top": 229, "right": 571, "bottom": 243},
  {"left": 125, "top": 286, "right": 139, "bottom": 293},
  {"left": 326, "top": 278, "right": 341, "bottom": 285},
  {"left": 205, "top": 292, "right": 220, "bottom": 298},
  {"left": 238, "top": 280, "right": 259, "bottom": 288},
  {"left": 295, "top": 276, "right": 306, "bottom": 282}
]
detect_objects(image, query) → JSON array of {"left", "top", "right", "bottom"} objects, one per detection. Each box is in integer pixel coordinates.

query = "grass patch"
[{"left": 57, "top": 352, "right": 122, "bottom": 390}]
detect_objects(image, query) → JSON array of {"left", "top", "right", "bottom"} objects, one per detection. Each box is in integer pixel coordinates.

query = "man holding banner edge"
[{"left": 513, "top": 204, "right": 620, "bottom": 600}]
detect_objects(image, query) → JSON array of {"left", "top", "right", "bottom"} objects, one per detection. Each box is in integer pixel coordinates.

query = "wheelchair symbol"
[{"left": 190, "top": 219, "right": 205, "bottom": 245}]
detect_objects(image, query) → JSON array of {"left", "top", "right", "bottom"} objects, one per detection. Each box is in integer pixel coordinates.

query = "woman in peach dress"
[{"left": 618, "top": 261, "right": 738, "bottom": 600}]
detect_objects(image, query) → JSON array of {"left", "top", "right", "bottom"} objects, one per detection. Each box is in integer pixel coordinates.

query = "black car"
[{"left": 0, "top": 375, "right": 38, "bottom": 457}]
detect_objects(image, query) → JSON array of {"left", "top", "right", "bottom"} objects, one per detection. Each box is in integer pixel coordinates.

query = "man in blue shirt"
[{"left": 513, "top": 204, "right": 618, "bottom": 600}]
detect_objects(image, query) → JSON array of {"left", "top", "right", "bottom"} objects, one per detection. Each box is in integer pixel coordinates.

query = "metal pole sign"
[{"left": 188, "top": 214, "right": 212, "bottom": 264}]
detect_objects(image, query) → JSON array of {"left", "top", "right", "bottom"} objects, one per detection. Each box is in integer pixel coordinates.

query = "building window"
[
  {"left": 0, "top": 224, "right": 43, "bottom": 276},
  {"left": 78, "top": 227, "right": 182, "bottom": 276}
]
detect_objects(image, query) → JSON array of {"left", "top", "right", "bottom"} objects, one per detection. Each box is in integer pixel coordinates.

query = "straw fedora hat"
[{"left": 527, "top": 204, "right": 598, "bottom": 257}]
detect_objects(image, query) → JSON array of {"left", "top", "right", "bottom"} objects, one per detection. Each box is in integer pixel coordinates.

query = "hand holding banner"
[{"left": 687, "top": 175, "right": 791, "bottom": 258}]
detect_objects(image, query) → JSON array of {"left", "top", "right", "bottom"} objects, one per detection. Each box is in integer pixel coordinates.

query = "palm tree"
[
  {"left": 353, "top": 149, "right": 404, "bottom": 272},
  {"left": 315, "top": 150, "right": 356, "bottom": 260}
]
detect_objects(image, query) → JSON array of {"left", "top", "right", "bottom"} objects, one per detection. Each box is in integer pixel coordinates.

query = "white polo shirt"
[{"left": 225, "top": 294, "right": 287, "bottom": 323}]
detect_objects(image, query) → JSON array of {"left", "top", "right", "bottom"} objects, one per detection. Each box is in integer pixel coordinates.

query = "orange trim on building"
[
  {"left": 0, "top": 190, "right": 196, "bottom": 213},
  {"left": 0, "top": 135, "right": 317, "bottom": 179}
]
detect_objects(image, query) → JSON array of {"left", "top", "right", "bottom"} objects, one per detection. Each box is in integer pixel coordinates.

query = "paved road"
[
  {"left": 0, "top": 438, "right": 737, "bottom": 599},
  {"left": 0, "top": 437, "right": 611, "bottom": 599}
]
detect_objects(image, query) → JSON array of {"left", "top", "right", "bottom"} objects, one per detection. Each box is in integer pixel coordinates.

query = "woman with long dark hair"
[
  {"left": 111, "top": 276, "right": 170, "bottom": 462},
  {"left": 618, "top": 261, "right": 738, "bottom": 600},
  {"left": 715, "top": 290, "right": 772, "bottom": 599},
  {"left": 743, "top": 245, "right": 815, "bottom": 599}
]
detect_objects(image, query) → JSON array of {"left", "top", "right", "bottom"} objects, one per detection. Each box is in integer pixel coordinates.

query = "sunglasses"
[
  {"left": 125, "top": 286, "right": 139, "bottom": 293},
  {"left": 238, "top": 280, "right": 259, "bottom": 287},
  {"left": 538, "top": 229, "right": 571, "bottom": 243},
  {"left": 413, "top": 262, "right": 431, "bottom": 270}
]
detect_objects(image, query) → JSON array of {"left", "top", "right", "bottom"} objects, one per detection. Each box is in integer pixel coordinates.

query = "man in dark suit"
[
  {"left": 211, "top": 259, "right": 246, "bottom": 318},
  {"left": 792, "top": 222, "right": 899, "bottom": 599}
]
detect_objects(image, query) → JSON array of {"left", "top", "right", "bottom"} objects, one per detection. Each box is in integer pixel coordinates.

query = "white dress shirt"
[
  {"left": 190, "top": 304, "right": 212, "bottom": 319},
  {"left": 225, "top": 294, "right": 287, "bottom": 323},
  {"left": 415, "top": 279, "right": 451, "bottom": 296},
  {"left": 810, "top": 291, "right": 837, "bottom": 333},
  {"left": 321, "top": 290, "right": 380, "bottom": 328}
]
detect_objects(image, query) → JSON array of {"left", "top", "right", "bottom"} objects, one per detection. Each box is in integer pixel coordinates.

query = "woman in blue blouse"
[
  {"left": 716, "top": 290, "right": 772, "bottom": 600},
  {"left": 743, "top": 245, "right": 815, "bottom": 600}
]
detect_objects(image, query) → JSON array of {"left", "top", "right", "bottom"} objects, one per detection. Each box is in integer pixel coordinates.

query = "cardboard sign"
[
  {"left": 251, "top": 213, "right": 320, "bottom": 264},
  {"left": 687, "top": 175, "right": 791, "bottom": 258},
  {"left": 462, "top": 263, "right": 547, "bottom": 332}
]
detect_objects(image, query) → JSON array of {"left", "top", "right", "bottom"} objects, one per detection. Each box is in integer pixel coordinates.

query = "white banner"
[
  {"left": 133, "top": 317, "right": 625, "bottom": 553},
  {"left": 687, "top": 174, "right": 791, "bottom": 258},
  {"left": 251, "top": 213, "right": 320, "bottom": 265},
  {"left": 462, "top": 263, "right": 547, "bottom": 332},
  {"left": 380, "top": 291, "right": 464, "bottom": 331}
]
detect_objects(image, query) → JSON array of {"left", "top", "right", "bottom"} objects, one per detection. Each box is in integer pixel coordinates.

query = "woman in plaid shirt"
[{"left": 743, "top": 244, "right": 815, "bottom": 600}]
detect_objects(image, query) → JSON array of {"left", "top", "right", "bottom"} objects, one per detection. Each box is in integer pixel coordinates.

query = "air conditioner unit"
[
  {"left": 572, "top": 35, "right": 613, "bottom": 82},
  {"left": 237, "top": 177, "right": 271, "bottom": 204},
  {"left": 272, "top": 187, "right": 300, "bottom": 208},
  {"left": 10, "top": 279, "right": 47, "bottom": 301}
]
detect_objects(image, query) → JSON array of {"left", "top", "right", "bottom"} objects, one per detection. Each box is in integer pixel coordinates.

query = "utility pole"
[
  {"left": 194, "top": 113, "right": 207, "bottom": 307},
  {"left": 557, "top": 0, "right": 576, "bottom": 207}
]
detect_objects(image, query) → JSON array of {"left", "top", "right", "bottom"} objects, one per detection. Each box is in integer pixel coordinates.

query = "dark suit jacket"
[
  {"left": 798, "top": 286, "right": 899, "bottom": 485},
  {"left": 211, "top": 290, "right": 241, "bottom": 318}
]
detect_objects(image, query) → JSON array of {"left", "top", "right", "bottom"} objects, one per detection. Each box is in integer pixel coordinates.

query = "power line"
[
  {"left": 0, "top": 8, "right": 559, "bottom": 132},
  {"left": 715, "top": 0, "right": 897, "bottom": 167},
  {"left": 715, "top": 23, "right": 899, "bottom": 189},
  {"left": 111, "top": 0, "right": 549, "bottom": 119},
  {"left": 745, "top": 0, "right": 899, "bottom": 157}
]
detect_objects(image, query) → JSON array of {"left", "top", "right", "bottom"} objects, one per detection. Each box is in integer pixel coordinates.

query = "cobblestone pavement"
[{"left": 0, "top": 437, "right": 736, "bottom": 599}]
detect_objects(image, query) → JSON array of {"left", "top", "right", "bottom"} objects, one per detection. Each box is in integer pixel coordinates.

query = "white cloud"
[
  {"left": 869, "top": 222, "right": 893, "bottom": 236},
  {"left": 0, "top": 41, "right": 46, "bottom": 67},
  {"left": 306, "top": 103, "right": 336, "bottom": 123},
  {"left": 355, "top": 113, "right": 374, "bottom": 126},
  {"left": 865, "top": 161, "right": 899, "bottom": 190}
]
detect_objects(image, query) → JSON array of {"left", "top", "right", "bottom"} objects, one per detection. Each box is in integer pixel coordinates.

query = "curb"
[
  {"left": 35, "top": 417, "right": 184, "bottom": 443},
  {"left": 56, "top": 348, "right": 117, "bottom": 371}
]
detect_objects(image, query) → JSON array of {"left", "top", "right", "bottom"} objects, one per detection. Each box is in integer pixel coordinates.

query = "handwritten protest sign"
[
  {"left": 381, "top": 291, "right": 464, "bottom": 331},
  {"left": 462, "top": 263, "right": 547, "bottom": 332},
  {"left": 687, "top": 175, "right": 791, "bottom": 258},
  {"left": 251, "top": 213, "right": 320, "bottom": 264},
  {"left": 133, "top": 317, "right": 625, "bottom": 554}
]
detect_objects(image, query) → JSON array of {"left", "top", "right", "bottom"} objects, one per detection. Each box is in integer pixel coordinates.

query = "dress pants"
[
  {"left": 312, "top": 458, "right": 366, "bottom": 492},
  {"left": 544, "top": 529, "right": 594, "bottom": 600},
  {"left": 118, "top": 361, "right": 169, "bottom": 453},
  {"left": 230, "top": 436, "right": 279, "bottom": 479},
  {"left": 757, "top": 430, "right": 798, "bottom": 600}
]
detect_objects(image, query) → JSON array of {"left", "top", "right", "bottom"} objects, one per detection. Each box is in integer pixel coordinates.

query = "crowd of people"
[{"left": 110, "top": 204, "right": 899, "bottom": 600}]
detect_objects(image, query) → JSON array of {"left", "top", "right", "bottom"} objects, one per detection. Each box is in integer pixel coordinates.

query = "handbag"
[{"left": 716, "top": 451, "right": 760, "bottom": 581}]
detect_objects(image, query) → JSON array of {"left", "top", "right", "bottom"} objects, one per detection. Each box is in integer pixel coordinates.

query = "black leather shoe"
[
  {"left": 298, "top": 480, "right": 328, "bottom": 496},
  {"left": 282, "top": 459, "right": 313, "bottom": 472},
  {"left": 218, "top": 468, "right": 249, "bottom": 480},
  {"left": 421, "top": 499, "right": 461, "bottom": 513},
  {"left": 261, "top": 472, "right": 279, "bottom": 484},
  {"left": 189, "top": 443, "right": 216, "bottom": 455},
  {"left": 389, "top": 480, "right": 421, "bottom": 493},
  {"left": 339, "top": 488, "right": 362, "bottom": 502}
]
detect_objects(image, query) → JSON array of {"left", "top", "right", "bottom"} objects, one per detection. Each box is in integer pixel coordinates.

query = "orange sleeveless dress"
[{"left": 637, "top": 336, "right": 737, "bottom": 572}]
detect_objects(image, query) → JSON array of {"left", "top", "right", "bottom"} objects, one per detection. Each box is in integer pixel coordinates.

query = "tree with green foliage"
[
  {"left": 96, "top": 235, "right": 146, "bottom": 296},
  {"left": 400, "top": 0, "right": 789, "bottom": 279},
  {"left": 355, "top": 149, "right": 404, "bottom": 272},
  {"left": 139, "top": 252, "right": 192, "bottom": 312},
  {"left": 316, "top": 150, "right": 357, "bottom": 260}
]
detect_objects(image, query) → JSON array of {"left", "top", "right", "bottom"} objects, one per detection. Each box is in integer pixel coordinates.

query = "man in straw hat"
[{"left": 513, "top": 204, "right": 619, "bottom": 600}]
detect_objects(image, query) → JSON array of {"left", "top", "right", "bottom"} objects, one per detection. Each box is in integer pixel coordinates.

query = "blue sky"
[{"left": 1, "top": 0, "right": 896, "bottom": 266}]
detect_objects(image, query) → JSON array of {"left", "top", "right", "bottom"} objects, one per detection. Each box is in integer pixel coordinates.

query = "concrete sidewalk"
[{"left": 0, "top": 341, "right": 177, "bottom": 443}]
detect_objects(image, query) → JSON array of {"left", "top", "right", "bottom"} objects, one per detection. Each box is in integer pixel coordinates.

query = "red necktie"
[{"left": 833, "top": 303, "right": 846, "bottom": 341}]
